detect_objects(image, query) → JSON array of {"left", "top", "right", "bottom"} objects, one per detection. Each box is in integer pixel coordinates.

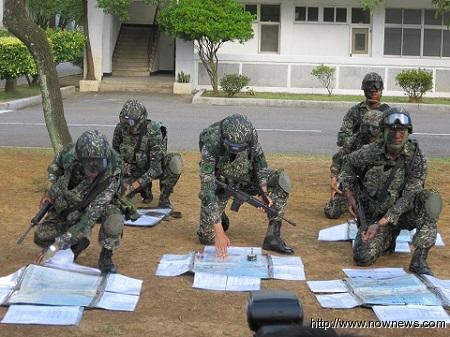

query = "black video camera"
[{"left": 247, "top": 290, "right": 303, "bottom": 337}]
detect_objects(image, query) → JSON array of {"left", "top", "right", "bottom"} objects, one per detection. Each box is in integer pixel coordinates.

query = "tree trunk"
[
  {"left": 4, "top": 0, "right": 72, "bottom": 154},
  {"left": 5, "top": 78, "right": 17, "bottom": 92},
  {"left": 83, "top": 0, "right": 96, "bottom": 80}
]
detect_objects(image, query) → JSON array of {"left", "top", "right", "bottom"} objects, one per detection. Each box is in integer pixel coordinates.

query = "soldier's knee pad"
[
  {"left": 421, "top": 190, "right": 443, "bottom": 221},
  {"left": 353, "top": 253, "right": 376, "bottom": 266},
  {"left": 103, "top": 213, "right": 124, "bottom": 238},
  {"left": 276, "top": 170, "right": 292, "bottom": 193},
  {"left": 33, "top": 232, "right": 52, "bottom": 248},
  {"left": 167, "top": 153, "right": 183, "bottom": 175}
]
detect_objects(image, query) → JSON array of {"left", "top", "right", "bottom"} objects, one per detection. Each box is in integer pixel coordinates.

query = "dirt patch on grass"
[{"left": 0, "top": 148, "right": 449, "bottom": 337}]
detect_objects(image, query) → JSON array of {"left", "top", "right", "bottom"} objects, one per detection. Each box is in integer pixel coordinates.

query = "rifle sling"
[
  {"left": 61, "top": 175, "right": 113, "bottom": 218},
  {"left": 132, "top": 121, "right": 147, "bottom": 162},
  {"left": 376, "top": 157, "right": 404, "bottom": 201}
]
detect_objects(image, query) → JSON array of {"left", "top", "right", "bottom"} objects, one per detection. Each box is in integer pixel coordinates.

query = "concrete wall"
[
  {"left": 102, "top": 14, "right": 121, "bottom": 74},
  {"left": 0, "top": 0, "right": 3, "bottom": 27},
  {"left": 175, "top": 39, "right": 195, "bottom": 82},
  {"left": 126, "top": 1, "right": 155, "bottom": 24},
  {"left": 87, "top": 0, "right": 105, "bottom": 80}
]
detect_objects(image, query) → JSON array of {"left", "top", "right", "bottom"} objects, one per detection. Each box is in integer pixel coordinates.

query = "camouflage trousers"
[
  {"left": 34, "top": 204, "right": 124, "bottom": 251},
  {"left": 127, "top": 153, "right": 182, "bottom": 201},
  {"left": 353, "top": 190, "right": 440, "bottom": 266},
  {"left": 323, "top": 193, "right": 347, "bottom": 219},
  {"left": 197, "top": 169, "right": 289, "bottom": 244}
]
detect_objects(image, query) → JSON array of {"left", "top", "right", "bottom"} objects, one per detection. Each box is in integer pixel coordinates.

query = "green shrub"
[
  {"left": 47, "top": 28, "right": 86, "bottom": 64},
  {"left": 395, "top": 68, "right": 433, "bottom": 103},
  {"left": 220, "top": 74, "right": 250, "bottom": 97},
  {"left": 0, "top": 29, "right": 11, "bottom": 37},
  {"left": 0, "top": 37, "right": 37, "bottom": 80},
  {"left": 311, "top": 64, "right": 336, "bottom": 96},
  {"left": 176, "top": 71, "right": 191, "bottom": 83}
]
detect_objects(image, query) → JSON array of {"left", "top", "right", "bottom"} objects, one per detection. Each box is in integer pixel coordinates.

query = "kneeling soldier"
[{"left": 197, "top": 113, "right": 294, "bottom": 257}]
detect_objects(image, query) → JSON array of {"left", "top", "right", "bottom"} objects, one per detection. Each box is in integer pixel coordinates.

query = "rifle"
[
  {"left": 354, "top": 176, "right": 368, "bottom": 232},
  {"left": 17, "top": 200, "right": 52, "bottom": 245},
  {"left": 215, "top": 179, "right": 296, "bottom": 227}
]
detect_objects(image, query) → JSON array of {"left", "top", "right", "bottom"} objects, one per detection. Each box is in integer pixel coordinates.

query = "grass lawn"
[
  {"left": 0, "top": 84, "right": 41, "bottom": 102},
  {"left": 203, "top": 91, "right": 450, "bottom": 105}
]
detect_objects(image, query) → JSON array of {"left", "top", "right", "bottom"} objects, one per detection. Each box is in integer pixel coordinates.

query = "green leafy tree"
[
  {"left": 4, "top": 0, "right": 72, "bottom": 153},
  {"left": 311, "top": 64, "right": 336, "bottom": 96},
  {"left": 358, "top": 0, "right": 385, "bottom": 12},
  {"left": 26, "top": 0, "right": 82, "bottom": 29},
  {"left": 433, "top": 1, "right": 450, "bottom": 24},
  {"left": 159, "top": 0, "right": 253, "bottom": 93},
  {"left": 395, "top": 68, "right": 433, "bottom": 103}
]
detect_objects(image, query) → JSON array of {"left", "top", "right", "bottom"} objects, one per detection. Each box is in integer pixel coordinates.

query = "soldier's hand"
[
  {"left": 345, "top": 191, "right": 357, "bottom": 218},
  {"left": 39, "top": 193, "right": 51, "bottom": 208},
  {"left": 361, "top": 223, "right": 380, "bottom": 243},
  {"left": 131, "top": 180, "right": 141, "bottom": 191},
  {"left": 330, "top": 177, "right": 342, "bottom": 198},
  {"left": 214, "top": 223, "right": 230, "bottom": 258},
  {"left": 257, "top": 193, "right": 273, "bottom": 213},
  {"left": 34, "top": 245, "right": 58, "bottom": 265}
]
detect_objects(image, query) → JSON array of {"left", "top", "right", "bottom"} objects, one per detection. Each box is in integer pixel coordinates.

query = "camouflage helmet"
[
  {"left": 361, "top": 72, "right": 384, "bottom": 91},
  {"left": 360, "top": 109, "right": 384, "bottom": 142},
  {"left": 220, "top": 113, "right": 254, "bottom": 153},
  {"left": 381, "top": 107, "right": 413, "bottom": 133},
  {"left": 382, "top": 107, "right": 412, "bottom": 154},
  {"left": 119, "top": 99, "right": 148, "bottom": 129},
  {"left": 75, "top": 130, "right": 111, "bottom": 175}
]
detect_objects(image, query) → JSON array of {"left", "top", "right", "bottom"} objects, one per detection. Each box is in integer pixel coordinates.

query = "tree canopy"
[{"left": 159, "top": 0, "right": 254, "bottom": 92}]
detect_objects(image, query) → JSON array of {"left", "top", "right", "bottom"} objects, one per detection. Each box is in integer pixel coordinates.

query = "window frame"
[
  {"left": 384, "top": 8, "right": 450, "bottom": 58},
  {"left": 245, "top": 3, "right": 281, "bottom": 54},
  {"left": 293, "top": 6, "right": 348, "bottom": 24}
]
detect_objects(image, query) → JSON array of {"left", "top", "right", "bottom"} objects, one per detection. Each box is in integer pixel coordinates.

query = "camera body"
[{"left": 247, "top": 290, "right": 303, "bottom": 336}]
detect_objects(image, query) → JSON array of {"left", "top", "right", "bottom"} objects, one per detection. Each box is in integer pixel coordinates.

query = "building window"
[
  {"left": 295, "top": 7, "right": 318, "bottom": 22},
  {"left": 352, "top": 28, "right": 369, "bottom": 54},
  {"left": 245, "top": 3, "right": 280, "bottom": 53},
  {"left": 295, "top": 6, "right": 347, "bottom": 23},
  {"left": 384, "top": 8, "right": 450, "bottom": 57},
  {"left": 244, "top": 4, "right": 257, "bottom": 18},
  {"left": 351, "top": 8, "right": 370, "bottom": 24}
]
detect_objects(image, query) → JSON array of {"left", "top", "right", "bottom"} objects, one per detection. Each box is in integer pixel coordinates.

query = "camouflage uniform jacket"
[
  {"left": 337, "top": 102, "right": 389, "bottom": 148},
  {"left": 112, "top": 119, "right": 166, "bottom": 186},
  {"left": 340, "top": 139, "right": 426, "bottom": 225},
  {"left": 47, "top": 144, "right": 122, "bottom": 240},
  {"left": 199, "top": 121, "right": 269, "bottom": 225}
]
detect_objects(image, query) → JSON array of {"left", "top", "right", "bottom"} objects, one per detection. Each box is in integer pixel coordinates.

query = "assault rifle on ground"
[
  {"left": 17, "top": 200, "right": 52, "bottom": 245},
  {"left": 215, "top": 179, "right": 296, "bottom": 227}
]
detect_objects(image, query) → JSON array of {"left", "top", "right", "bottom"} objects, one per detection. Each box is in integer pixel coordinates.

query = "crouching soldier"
[
  {"left": 34, "top": 130, "right": 124, "bottom": 273},
  {"left": 197, "top": 113, "right": 294, "bottom": 257},
  {"left": 341, "top": 108, "right": 442, "bottom": 275},
  {"left": 112, "top": 99, "right": 182, "bottom": 211}
]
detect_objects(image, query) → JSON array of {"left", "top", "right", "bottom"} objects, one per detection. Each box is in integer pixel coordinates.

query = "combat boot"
[
  {"left": 140, "top": 186, "right": 153, "bottom": 204},
  {"left": 221, "top": 212, "right": 230, "bottom": 232},
  {"left": 262, "top": 221, "right": 294, "bottom": 255},
  {"left": 71, "top": 238, "right": 90, "bottom": 261},
  {"left": 98, "top": 248, "right": 117, "bottom": 274},
  {"left": 383, "top": 228, "right": 400, "bottom": 255},
  {"left": 409, "top": 247, "right": 433, "bottom": 276},
  {"left": 158, "top": 187, "right": 172, "bottom": 208}
]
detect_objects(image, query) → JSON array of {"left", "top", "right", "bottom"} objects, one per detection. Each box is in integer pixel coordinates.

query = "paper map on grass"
[
  {"left": 308, "top": 267, "right": 450, "bottom": 323},
  {"left": 0, "top": 250, "right": 143, "bottom": 325},
  {"left": 318, "top": 221, "right": 445, "bottom": 253},
  {"left": 155, "top": 246, "right": 305, "bottom": 291},
  {"left": 124, "top": 207, "right": 172, "bottom": 227}
]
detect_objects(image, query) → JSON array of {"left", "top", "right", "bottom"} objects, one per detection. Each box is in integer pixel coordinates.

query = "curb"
[
  {"left": 0, "top": 86, "right": 76, "bottom": 111},
  {"left": 192, "top": 89, "right": 450, "bottom": 113}
]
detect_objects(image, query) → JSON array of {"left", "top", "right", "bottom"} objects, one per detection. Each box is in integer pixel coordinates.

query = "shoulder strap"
[
  {"left": 133, "top": 121, "right": 148, "bottom": 162},
  {"left": 378, "top": 103, "right": 390, "bottom": 112},
  {"left": 376, "top": 157, "right": 405, "bottom": 201},
  {"left": 61, "top": 174, "right": 113, "bottom": 218}
]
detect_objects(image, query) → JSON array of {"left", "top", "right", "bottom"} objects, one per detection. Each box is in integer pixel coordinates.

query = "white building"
[{"left": 86, "top": 0, "right": 450, "bottom": 95}]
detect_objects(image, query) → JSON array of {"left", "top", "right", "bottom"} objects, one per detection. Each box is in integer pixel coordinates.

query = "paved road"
[{"left": 0, "top": 92, "right": 449, "bottom": 157}]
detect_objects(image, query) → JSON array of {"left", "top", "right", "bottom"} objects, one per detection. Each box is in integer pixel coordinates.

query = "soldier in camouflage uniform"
[
  {"left": 34, "top": 130, "right": 124, "bottom": 273},
  {"left": 112, "top": 99, "right": 183, "bottom": 209},
  {"left": 326, "top": 72, "right": 390, "bottom": 219},
  {"left": 198, "top": 113, "right": 294, "bottom": 257},
  {"left": 340, "top": 108, "right": 443, "bottom": 275},
  {"left": 324, "top": 109, "right": 385, "bottom": 218}
]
